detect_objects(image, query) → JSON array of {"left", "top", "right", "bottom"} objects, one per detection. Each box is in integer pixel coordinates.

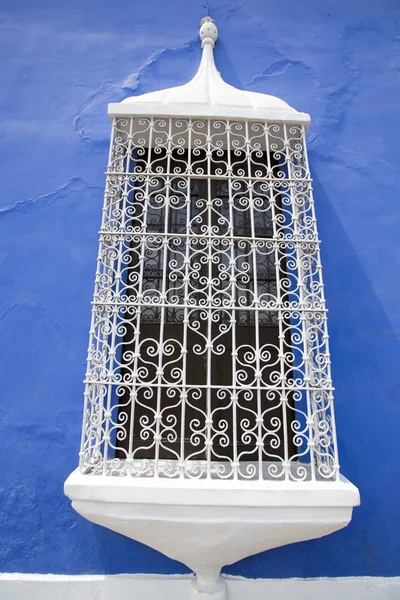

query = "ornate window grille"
[{"left": 80, "top": 18, "right": 338, "bottom": 483}]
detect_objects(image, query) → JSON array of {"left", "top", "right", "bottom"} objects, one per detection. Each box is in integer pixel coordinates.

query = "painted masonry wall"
[{"left": 1, "top": 0, "right": 399, "bottom": 580}]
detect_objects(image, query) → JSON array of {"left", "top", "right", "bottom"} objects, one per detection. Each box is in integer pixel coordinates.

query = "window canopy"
[{"left": 108, "top": 17, "right": 310, "bottom": 127}]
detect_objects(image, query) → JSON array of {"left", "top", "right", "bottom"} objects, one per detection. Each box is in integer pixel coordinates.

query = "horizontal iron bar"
[
  {"left": 98, "top": 231, "right": 321, "bottom": 243},
  {"left": 83, "top": 381, "right": 334, "bottom": 391},
  {"left": 104, "top": 171, "right": 312, "bottom": 182},
  {"left": 90, "top": 301, "right": 327, "bottom": 311}
]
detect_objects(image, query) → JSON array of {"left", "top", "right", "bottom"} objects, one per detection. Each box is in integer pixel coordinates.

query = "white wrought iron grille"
[{"left": 81, "top": 116, "right": 339, "bottom": 482}]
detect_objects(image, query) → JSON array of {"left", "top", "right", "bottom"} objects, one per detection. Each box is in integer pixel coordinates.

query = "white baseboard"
[{"left": 0, "top": 573, "right": 399, "bottom": 600}]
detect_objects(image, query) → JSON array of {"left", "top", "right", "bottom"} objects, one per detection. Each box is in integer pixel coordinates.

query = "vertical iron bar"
[
  {"left": 227, "top": 121, "right": 238, "bottom": 479},
  {"left": 154, "top": 118, "right": 172, "bottom": 477},
  {"left": 179, "top": 119, "right": 192, "bottom": 477},
  {"left": 80, "top": 118, "right": 117, "bottom": 472},
  {"left": 205, "top": 118, "right": 213, "bottom": 479},
  {"left": 302, "top": 129, "right": 339, "bottom": 481},
  {"left": 102, "top": 117, "right": 134, "bottom": 474},
  {"left": 128, "top": 118, "right": 154, "bottom": 474},
  {"left": 245, "top": 121, "right": 263, "bottom": 480},
  {"left": 284, "top": 123, "right": 315, "bottom": 481},
  {"left": 265, "top": 122, "right": 289, "bottom": 481}
]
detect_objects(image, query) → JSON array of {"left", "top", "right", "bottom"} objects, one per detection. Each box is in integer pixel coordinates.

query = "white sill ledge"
[
  {"left": 65, "top": 466, "right": 359, "bottom": 597},
  {"left": 66, "top": 467, "right": 359, "bottom": 508}
]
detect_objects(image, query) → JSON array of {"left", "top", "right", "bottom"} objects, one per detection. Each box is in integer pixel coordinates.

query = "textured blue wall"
[{"left": 1, "top": 0, "right": 400, "bottom": 578}]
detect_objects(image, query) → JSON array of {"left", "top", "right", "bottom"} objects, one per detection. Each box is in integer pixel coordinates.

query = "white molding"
[
  {"left": 65, "top": 469, "right": 359, "bottom": 593},
  {"left": 0, "top": 574, "right": 399, "bottom": 600},
  {"left": 109, "top": 17, "right": 311, "bottom": 128},
  {"left": 107, "top": 103, "right": 311, "bottom": 126}
]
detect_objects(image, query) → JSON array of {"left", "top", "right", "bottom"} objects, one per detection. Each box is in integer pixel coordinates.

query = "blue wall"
[{"left": 1, "top": 0, "right": 400, "bottom": 578}]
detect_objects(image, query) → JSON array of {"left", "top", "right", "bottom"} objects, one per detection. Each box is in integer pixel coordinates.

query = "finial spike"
[{"left": 200, "top": 17, "right": 218, "bottom": 48}]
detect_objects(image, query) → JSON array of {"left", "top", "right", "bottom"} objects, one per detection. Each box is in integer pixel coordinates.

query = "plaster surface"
[
  {"left": 1, "top": 574, "right": 400, "bottom": 600},
  {"left": 1, "top": 0, "right": 400, "bottom": 579}
]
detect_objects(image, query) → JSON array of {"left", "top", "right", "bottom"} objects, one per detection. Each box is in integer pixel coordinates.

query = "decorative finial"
[{"left": 200, "top": 17, "right": 218, "bottom": 49}]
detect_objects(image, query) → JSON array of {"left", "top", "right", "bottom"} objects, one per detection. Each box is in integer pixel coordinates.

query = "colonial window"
[
  {"left": 82, "top": 114, "right": 338, "bottom": 481},
  {"left": 77, "top": 18, "right": 339, "bottom": 483},
  {"left": 65, "top": 19, "right": 359, "bottom": 594}
]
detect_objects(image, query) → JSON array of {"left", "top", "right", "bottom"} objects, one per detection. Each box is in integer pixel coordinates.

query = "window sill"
[{"left": 65, "top": 467, "right": 359, "bottom": 594}]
